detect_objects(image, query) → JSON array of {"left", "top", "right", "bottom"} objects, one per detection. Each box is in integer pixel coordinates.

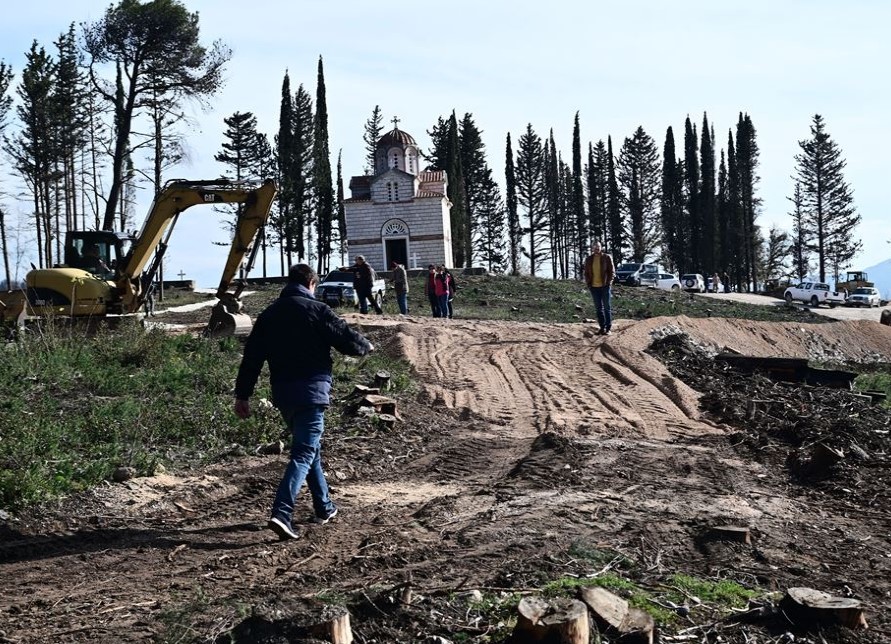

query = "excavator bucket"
[{"left": 206, "top": 300, "right": 254, "bottom": 337}]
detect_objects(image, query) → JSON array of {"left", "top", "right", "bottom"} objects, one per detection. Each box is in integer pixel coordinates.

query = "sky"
[{"left": 1, "top": 0, "right": 889, "bottom": 288}]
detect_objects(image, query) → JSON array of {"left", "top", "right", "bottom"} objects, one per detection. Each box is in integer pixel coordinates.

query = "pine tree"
[
  {"left": 362, "top": 105, "right": 383, "bottom": 174},
  {"left": 660, "top": 127, "right": 684, "bottom": 272},
  {"left": 515, "top": 124, "right": 547, "bottom": 275},
  {"left": 54, "top": 24, "right": 88, "bottom": 234},
  {"left": 0, "top": 60, "right": 14, "bottom": 286},
  {"left": 215, "top": 111, "right": 262, "bottom": 238},
  {"left": 605, "top": 136, "right": 623, "bottom": 263},
  {"left": 761, "top": 224, "right": 790, "bottom": 284},
  {"left": 84, "top": 0, "right": 230, "bottom": 230},
  {"left": 4, "top": 41, "right": 59, "bottom": 267},
  {"left": 586, "top": 142, "right": 606, "bottom": 245},
  {"left": 473, "top": 173, "right": 506, "bottom": 273},
  {"left": 699, "top": 113, "right": 716, "bottom": 273},
  {"left": 618, "top": 126, "right": 661, "bottom": 262},
  {"left": 571, "top": 112, "right": 587, "bottom": 265},
  {"left": 788, "top": 181, "right": 811, "bottom": 280},
  {"left": 426, "top": 115, "right": 449, "bottom": 171},
  {"left": 792, "top": 114, "right": 859, "bottom": 283},
  {"left": 504, "top": 133, "right": 520, "bottom": 275},
  {"left": 312, "top": 57, "right": 334, "bottom": 274}
]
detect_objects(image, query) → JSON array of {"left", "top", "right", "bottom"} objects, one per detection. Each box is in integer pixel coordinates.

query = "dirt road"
[
  {"left": 699, "top": 290, "right": 890, "bottom": 322},
  {"left": 1, "top": 315, "right": 890, "bottom": 642}
]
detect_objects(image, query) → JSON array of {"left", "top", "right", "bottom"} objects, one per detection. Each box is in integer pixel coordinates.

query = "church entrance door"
[{"left": 385, "top": 238, "right": 408, "bottom": 268}]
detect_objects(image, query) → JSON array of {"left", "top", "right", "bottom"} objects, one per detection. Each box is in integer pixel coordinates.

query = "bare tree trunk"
[{"left": 0, "top": 206, "right": 11, "bottom": 287}]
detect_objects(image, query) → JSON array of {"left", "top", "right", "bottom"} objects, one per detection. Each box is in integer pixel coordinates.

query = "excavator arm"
[{"left": 118, "top": 179, "right": 277, "bottom": 319}]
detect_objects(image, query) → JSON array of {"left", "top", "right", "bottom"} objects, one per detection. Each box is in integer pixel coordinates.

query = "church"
[{"left": 344, "top": 120, "right": 454, "bottom": 271}]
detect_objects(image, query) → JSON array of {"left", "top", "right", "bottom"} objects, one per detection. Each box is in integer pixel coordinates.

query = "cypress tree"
[
  {"left": 544, "top": 132, "right": 561, "bottom": 278},
  {"left": 792, "top": 114, "right": 860, "bottom": 283},
  {"left": 700, "top": 113, "right": 716, "bottom": 273},
  {"left": 606, "top": 136, "right": 623, "bottom": 263},
  {"left": 426, "top": 115, "right": 449, "bottom": 171},
  {"left": 683, "top": 116, "right": 700, "bottom": 270},
  {"left": 474, "top": 173, "right": 506, "bottom": 273},
  {"left": 445, "top": 112, "right": 468, "bottom": 267},
  {"left": 726, "top": 131, "right": 743, "bottom": 289},
  {"left": 736, "top": 113, "right": 761, "bottom": 290},
  {"left": 312, "top": 57, "right": 334, "bottom": 274},
  {"left": 505, "top": 133, "right": 520, "bottom": 275},
  {"left": 716, "top": 149, "right": 729, "bottom": 273},
  {"left": 293, "top": 83, "right": 314, "bottom": 261},
  {"left": 335, "top": 150, "right": 347, "bottom": 265},
  {"left": 459, "top": 113, "right": 488, "bottom": 266},
  {"left": 660, "top": 127, "right": 684, "bottom": 272},
  {"left": 275, "top": 71, "right": 295, "bottom": 270}
]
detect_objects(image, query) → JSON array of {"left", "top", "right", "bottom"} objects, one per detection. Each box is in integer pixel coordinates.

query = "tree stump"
[
  {"left": 708, "top": 525, "right": 751, "bottom": 544},
  {"left": 578, "top": 587, "right": 654, "bottom": 644},
  {"left": 511, "top": 596, "right": 589, "bottom": 643},
  {"left": 809, "top": 443, "right": 844, "bottom": 473},
  {"left": 781, "top": 587, "right": 867, "bottom": 630},
  {"left": 880, "top": 308, "right": 891, "bottom": 326},
  {"left": 352, "top": 384, "right": 380, "bottom": 397},
  {"left": 225, "top": 601, "right": 354, "bottom": 643},
  {"left": 373, "top": 370, "right": 391, "bottom": 391},
  {"left": 376, "top": 413, "right": 397, "bottom": 430}
]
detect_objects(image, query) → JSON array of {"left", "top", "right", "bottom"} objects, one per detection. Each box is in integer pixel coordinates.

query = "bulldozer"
[
  {"left": 835, "top": 270, "right": 874, "bottom": 293},
  {"left": 0, "top": 179, "right": 277, "bottom": 336}
]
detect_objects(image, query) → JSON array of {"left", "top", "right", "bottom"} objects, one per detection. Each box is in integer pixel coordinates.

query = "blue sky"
[{"left": 1, "top": 0, "right": 889, "bottom": 287}]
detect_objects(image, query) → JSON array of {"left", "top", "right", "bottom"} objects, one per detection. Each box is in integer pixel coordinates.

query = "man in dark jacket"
[
  {"left": 350, "top": 255, "right": 382, "bottom": 314},
  {"left": 582, "top": 241, "right": 616, "bottom": 335},
  {"left": 234, "top": 264, "right": 374, "bottom": 540}
]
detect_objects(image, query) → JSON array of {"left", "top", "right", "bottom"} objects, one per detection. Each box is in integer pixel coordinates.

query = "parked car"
[
  {"left": 315, "top": 269, "right": 386, "bottom": 308},
  {"left": 615, "top": 262, "right": 660, "bottom": 286},
  {"left": 680, "top": 273, "right": 706, "bottom": 293},
  {"left": 847, "top": 286, "right": 881, "bottom": 307},
  {"left": 654, "top": 273, "right": 681, "bottom": 291},
  {"left": 783, "top": 281, "right": 846, "bottom": 308}
]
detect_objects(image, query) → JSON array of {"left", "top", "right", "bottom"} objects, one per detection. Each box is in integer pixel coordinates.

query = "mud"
[{"left": 1, "top": 315, "right": 890, "bottom": 643}]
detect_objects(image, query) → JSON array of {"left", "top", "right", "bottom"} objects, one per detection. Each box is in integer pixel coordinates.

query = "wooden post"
[
  {"left": 578, "top": 587, "right": 654, "bottom": 644},
  {"left": 512, "top": 596, "right": 589, "bottom": 643},
  {"left": 708, "top": 525, "right": 752, "bottom": 544}
]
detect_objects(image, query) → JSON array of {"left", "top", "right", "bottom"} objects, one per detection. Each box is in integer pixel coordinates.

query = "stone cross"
[
  {"left": 409, "top": 252, "right": 421, "bottom": 269},
  {"left": 177, "top": 270, "right": 186, "bottom": 280}
]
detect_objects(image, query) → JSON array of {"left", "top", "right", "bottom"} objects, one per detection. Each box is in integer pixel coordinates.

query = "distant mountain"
[{"left": 863, "top": 257, "right": 891, "bottom": 299}]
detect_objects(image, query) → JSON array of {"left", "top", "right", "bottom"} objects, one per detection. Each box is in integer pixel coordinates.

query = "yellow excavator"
[{"left": 0, "top": 179, "right": 277, "bottom": 336}]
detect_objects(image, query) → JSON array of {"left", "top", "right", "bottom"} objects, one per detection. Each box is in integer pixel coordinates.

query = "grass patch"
[
  {"left": 0, "top": 320, "right": 281, "bottom": 509},
  {"left": 854, "top": 368, "right": 891, "bottom": 408},
  {"left": 666, "top": 574, "right": 758, "bottom": 609}
]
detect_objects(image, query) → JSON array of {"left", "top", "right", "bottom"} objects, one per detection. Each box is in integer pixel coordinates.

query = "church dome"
[{"left": 378, "top": 127, "right": 417, "bottom": 147}]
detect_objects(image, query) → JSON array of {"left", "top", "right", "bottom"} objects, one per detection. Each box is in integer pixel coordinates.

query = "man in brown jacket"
[{"left": 582, "top": 241, "right": 615, "bottom": 335}]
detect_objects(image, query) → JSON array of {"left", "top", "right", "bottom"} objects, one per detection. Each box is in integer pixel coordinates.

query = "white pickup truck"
[
  {"left": 783, "top": 281, "right": 846, "bottom": 308},
  {"left": 315, "top": 269, "right": 386, "bottom": 309}
]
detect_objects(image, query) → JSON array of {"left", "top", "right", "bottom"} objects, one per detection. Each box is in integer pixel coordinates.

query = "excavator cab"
[{"left": 63, "top": 231, "right": 131, "bottom": 279}]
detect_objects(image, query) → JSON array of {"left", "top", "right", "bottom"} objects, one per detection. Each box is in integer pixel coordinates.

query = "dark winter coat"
[
  {"left": 235, "top": 283, "right": 371, "bottom": 407},
  {"left": 351, "top": 262, "right": 376, "bottom": 291}
]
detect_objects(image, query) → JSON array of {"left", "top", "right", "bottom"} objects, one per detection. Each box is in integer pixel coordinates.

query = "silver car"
[{"left": 848, "top": 287, "right": 881, "bottom": 307}]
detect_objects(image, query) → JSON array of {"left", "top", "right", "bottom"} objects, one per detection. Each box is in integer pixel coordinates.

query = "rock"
[
  {"left": 423, "top": 637, "right": 453, "bottom": 644},
  {"left": 465, "top": 590, "right": 483, "bottom": 602},
  {"left": 152, "top": 463, "right": 167, "bottom": 475},
  {"left": 112, "top": 466, "right": 135, "bottom": 483},
  {"left": 257, "top": 440, "right": 285, "bottom": 455}
]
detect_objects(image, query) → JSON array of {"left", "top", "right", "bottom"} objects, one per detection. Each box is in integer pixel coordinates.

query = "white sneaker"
[
  {"left": 268, "top": 516, "right": 299, "bottom": 540},
  {"left": 312, "top": 506, "right": 338, "bottom": 524}
]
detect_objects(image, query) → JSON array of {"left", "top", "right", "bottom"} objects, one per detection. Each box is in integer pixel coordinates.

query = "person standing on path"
[
  {"left": 233, "top": 264, "right": 374, "bottom": 541},
  {"left": 424, "top": 264, "right": 441, "bottom": 317},
  {"left": 391, "top": 260, "right": 409, "bottom": 315},
  {"left": 350, "top": 255, "right": 382, "bottom": 314},
  {"left": 583, "top": 241, "right": 615, "bottom": 335},
  {"left": 434, "top": 265, "right": 452, "bottom": 319},
  {"left": 444, "top": 268, "right": 457, "bottom": 319}
]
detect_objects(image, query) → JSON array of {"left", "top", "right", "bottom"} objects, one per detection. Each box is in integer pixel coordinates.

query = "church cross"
[
  {"left": 177, "top": 270, "right": 186, "bottom": 280},
  {"left": 391, "top": 116, "right": 401, "bottom": 128}
]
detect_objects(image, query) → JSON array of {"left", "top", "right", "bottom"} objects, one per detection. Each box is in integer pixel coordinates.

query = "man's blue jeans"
[
  {"left": 589, "top": 286, "right": 612, "bottom": 331},
  {"left": 271, "top": 405, "right": 335, "bottom": 522},
  {"left": 396, "top": 291, "right": 408, "bottom": 314}
]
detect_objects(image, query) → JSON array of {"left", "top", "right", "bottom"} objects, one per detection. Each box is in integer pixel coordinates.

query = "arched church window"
[
  {"left": 394, "top": 182, "right": 399, "bottom": 201},
  {"left": 392, "top": 152, "right": 399, "bottom": 169},
  {"left": 387, "top": 182, "right": 393, "bottom": 201},
  {"left": 382, "top": 219, "right": 409, "bottom": 236}
]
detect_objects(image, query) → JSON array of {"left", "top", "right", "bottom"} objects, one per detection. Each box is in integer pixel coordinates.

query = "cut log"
[
  {"left": 351, "top": 384, "right": 380, "bottom": 397},
  {"left": 373, "top": 370, "right": 391, "bottom": 391},
  {"left": 708, "top": 525, "right": 751, "bottom": 544},
  {"left": 512, "top": 596, "right": 589, "bottom": 643},
  {"left": 376, "top": 413, "right": 397, "bottom": 430},
  {"left": 578, "top": 587, "right": 654, "bottom": 644},
  {"left": 362, "top": 394, "right": 398, "bottom": 416},
  {"left": 781, "top": 587, "right": 867, "bottom": 630}
]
